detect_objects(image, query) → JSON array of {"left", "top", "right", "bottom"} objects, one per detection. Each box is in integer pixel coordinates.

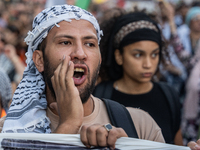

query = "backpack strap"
[
  {"left": 157, "top": 82, "right": 181, "bottom": 141},
  {"left": 93, "top": 81, "right": 114, "bottom": 99},
  {"left": 102, "top": 98, "right": 139, "bottom": 138}
]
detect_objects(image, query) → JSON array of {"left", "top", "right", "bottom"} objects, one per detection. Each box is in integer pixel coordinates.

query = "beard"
[{"left": 43, "top": 56, "right": 100, "bottom": 104}]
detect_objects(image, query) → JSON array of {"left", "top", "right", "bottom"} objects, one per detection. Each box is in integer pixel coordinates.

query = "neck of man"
[
  {"left": 46, "top": 85, "right": 94, "bottom": 117},
  {"left": 82, "top": 96, "right": 94, "bottom": 116}
]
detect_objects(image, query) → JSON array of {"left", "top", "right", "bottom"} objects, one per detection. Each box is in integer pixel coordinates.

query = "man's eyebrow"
[
  {"left": 53, "top": 35, "right": 74, "bottom": 41},
  {"left": 83, "top": 36, "right": 98, "bottom": 41},
  {"left": 53, "top": 35, "right": 98, "bottom": 41}
]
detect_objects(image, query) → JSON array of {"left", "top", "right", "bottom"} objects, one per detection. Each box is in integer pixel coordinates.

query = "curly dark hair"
[{"left": 98, "top": 7, "right": 170, "bottom": 82}]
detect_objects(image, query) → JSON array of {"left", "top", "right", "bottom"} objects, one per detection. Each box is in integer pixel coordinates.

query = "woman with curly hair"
[{"left": 93, "top": 8, "right": 183, "bottom": 145}]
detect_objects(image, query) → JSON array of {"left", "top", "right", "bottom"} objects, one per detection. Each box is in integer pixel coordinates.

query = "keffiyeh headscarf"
[{"left": 2, "top": 4, "right": 102, "bottom": 133}]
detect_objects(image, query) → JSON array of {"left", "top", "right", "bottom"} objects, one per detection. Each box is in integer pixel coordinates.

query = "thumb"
[
  {"left": 50, "top": 102, "right": 58, "bottom": 114},
  {"left": 187, "top": 141, "right": 200, "bottom": 150}
]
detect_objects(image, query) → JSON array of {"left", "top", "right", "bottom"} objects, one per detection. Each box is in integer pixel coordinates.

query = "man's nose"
[{"left": 70, "top": 43, "right": 87, "bottom": 60}]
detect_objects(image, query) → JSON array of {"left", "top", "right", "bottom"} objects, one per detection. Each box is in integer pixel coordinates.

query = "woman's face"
[
  {"left": 190, "top": 14, "right": 200, "bottom": 33},
  {"left": 116, "top": 40, "right": 160, "bottom": 84}
]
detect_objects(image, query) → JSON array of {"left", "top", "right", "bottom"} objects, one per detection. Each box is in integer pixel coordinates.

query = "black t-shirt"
[{"left": 111, "top": 82, "right": 173, "bottom": 144}]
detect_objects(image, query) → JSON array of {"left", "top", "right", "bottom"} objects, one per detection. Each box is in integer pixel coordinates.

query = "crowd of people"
[{"left": 0, "top": 0, "right": 200, "bottom": 149}]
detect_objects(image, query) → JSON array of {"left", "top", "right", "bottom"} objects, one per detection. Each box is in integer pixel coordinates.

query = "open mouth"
[
  {"left": 73, "top": 67, "right": 85, "bottom": 79},
  {"left": 73, "top": 65, "right": 87, "bottom": 85}
]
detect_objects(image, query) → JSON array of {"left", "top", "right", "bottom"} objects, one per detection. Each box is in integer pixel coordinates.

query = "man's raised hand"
[{"left": 51, "top": 56, "right": 83, "bottom": 134}]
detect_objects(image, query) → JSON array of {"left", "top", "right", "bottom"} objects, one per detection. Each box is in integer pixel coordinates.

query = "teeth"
[{"left": 74, "top": 68, "right": 84, "bottom": 72}]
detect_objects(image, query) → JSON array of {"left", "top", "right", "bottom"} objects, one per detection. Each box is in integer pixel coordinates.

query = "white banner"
[{"left": 0, "top": 133, "right": 190, "bottom": 150}]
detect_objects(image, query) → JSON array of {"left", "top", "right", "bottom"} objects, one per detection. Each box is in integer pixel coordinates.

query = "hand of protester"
[
  {"left": 4, "top": 44, "right": 18, "bottom": 61},
  {"left": 80, "top": 124, "right": 128, "bottom": 149},
  {"left": 188, "top": 139, "right": 200, "bottom": 150},
  {"left": 158, "top": 0, "right": 175, "bottom": 22},
  {"left": 164, "top": 64, "right": 182, "bottom": 76},
  {"left": 51, "top": 56, "right": 84, "bottom": 134}
]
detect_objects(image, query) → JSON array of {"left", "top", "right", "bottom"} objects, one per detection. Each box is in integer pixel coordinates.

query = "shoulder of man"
[{"left": 126, "top": 107, "right": 165, "bottom": 143}]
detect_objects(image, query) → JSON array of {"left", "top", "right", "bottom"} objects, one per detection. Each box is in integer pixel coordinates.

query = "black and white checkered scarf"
[{"left": 2, "top": 4, "right": 102, "bottom": 133}]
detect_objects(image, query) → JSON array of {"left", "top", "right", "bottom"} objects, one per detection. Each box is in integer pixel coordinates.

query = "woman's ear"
[
  {"left": 114, "top": 49, "right": 123, "bottom": 65},
  {"left": 32, "top": 50, "right": 44, "bottom": 72}
]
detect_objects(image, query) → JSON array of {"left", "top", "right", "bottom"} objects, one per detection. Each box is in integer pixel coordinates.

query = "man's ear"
[
  {"left": 114, "top": 49, "right": 123, "bottom": 65},
  {"left": 32, "top": 50, "right": 44, "bottom": 72}
]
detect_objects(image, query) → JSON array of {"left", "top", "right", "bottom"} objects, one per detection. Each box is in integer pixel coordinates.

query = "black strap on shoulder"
[
  {"left": 102, "top": 98, "right": 138, "bottom": 138},
  {"left": 157, "top": 82, "right": 181, "bottom": 140},
  {"left": 93, "top": 81, "right": 114, "bottom": 99}
]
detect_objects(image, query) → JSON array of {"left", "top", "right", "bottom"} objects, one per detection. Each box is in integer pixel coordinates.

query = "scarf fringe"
[{"left": 2, "top": 116, "right": 51, "bottom": 133}]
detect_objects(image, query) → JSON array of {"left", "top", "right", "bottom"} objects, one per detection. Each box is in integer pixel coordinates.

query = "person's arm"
[
  {"left": 160, "top": 0, "right": 192, "bottom": 71},
  {"left": 174, "top": 128, "right": 183, "bottom": 145},
  {"left": 4, "top": 44, "right": 26, "bottom": 83},
  {"left": 170, "top": 34, "right": 193, "bottom": 72}
]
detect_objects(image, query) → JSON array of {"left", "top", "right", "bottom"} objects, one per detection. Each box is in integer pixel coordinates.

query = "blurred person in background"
[
  {"left": 175, "top": 0, "right": 191, "bottom": 27},
  {"left": 176, "top": 6, "right": 200, "bottom": 65},
  {"left": 0, "top": 68, "right": 12, "bottom": 117},
  {"left": 0, "top": 11, "right": 9, "bottom": 31},
  {"left": 0, "top": 0, "right": 45, "bottom": 89},
  {"left": 4, "top": 25, "right": 20, "bottom": 47},
  {"left": 91, "top": 0, "right": 116, "bottom": 19},
  {"left": 0, "top": 32, "right": 15, "bottom": 82},
  {"left": 157, "top": 0, "right": 188, "bottom": 97},
  {"left": 162, "top": 3, "right": 200, "bottom": 145},
  {"left": 93, "top": 8, "right": 183, "bottom": 145},
  {"left": 0, "top": 32, "right": 25, "bottom": 92}
]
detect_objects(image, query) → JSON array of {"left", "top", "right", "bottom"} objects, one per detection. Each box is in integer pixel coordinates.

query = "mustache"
[{"left": 72, "top": 59, "right": 85, "bottom": 64}]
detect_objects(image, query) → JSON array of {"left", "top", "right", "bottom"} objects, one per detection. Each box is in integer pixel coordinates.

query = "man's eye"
[
  {"left": 85, "top": 43, "right": 95, "bottom": 47},
  {"left": 61, "top": 41, "right": 71, "bottom": 45}
]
